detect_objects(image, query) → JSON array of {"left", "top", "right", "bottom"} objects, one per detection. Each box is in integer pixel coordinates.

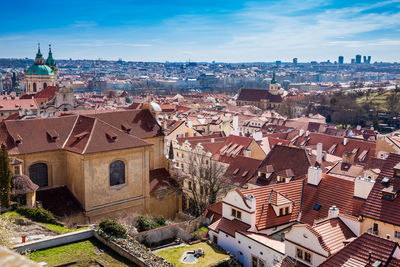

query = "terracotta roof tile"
[
  {"left": 208, "top": 217, "right": 250, "bottom": 236},
  {"left": 320, "top": 233, "right": 400, "bottom": 266},
  {"left": 240, "top": 179, "right": 304, "bottom": 230},
  {"left": 301, "top": 174, "right": 364, "bottom": 225},
  {"left": 360, "top": 153, "right": 400, "bottom": 226}
]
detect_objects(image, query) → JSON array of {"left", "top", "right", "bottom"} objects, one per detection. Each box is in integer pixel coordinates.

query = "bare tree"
[{"left": 181, "top": 154, "right": 229, "bottom": 217}]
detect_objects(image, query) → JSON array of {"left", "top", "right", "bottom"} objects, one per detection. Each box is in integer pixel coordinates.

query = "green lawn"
[
  {"left": 28, "top": 238, "right": 135, "bottom": 266},
  {"left": 155, "top": 242, "right": 228, "bottom": 267}
]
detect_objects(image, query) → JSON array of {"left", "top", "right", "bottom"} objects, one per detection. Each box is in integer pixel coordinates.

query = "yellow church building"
[{"left": 0, "top": 109, "right": 180, "bottom": 222}]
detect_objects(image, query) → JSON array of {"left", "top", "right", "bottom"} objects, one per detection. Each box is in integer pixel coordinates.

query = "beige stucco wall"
[
  {"left": 361, "top": 217, "right": 400, "bottom": 243},
  {"left": 82, "top": 147, "right": 150, "bottom": 214},
  {"left": 20, "top": 150, "right": 67, "bottom": 187},
  {"left": 149, "top": 189, "right": 181, "bottom": 219},
  {"left": 248, "top": 140, "right": 267, "bottom": 160},
  {"left": 144, "top": 136, "right": 164, "bottom": 170}
]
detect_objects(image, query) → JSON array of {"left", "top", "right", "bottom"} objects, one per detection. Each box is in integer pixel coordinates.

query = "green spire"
[
  {"left": 36, "top": 43, "right": 43, "bottom": 59},
  {"left": 271, "top": 72, "right": 277, "bottom": 84},
  {"left": 46, "top": 44, "right": 56, "bottom": 67}
]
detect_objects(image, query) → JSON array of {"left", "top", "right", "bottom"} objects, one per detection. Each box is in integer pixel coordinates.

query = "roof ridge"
[
  {"left": 62, "top": 115, "right": 79, "bottom": 149},
  {"left": 82, "top": 116, "right": 97, "bottom": 154}
]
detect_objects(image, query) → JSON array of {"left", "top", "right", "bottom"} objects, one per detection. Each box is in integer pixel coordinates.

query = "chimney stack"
[
  {"left": 307, "top": 166, "right": 322, "bottom": 186},
  {"left": 243, "top": 149, "right": 251, "bottom": 158},
  {"left": 343, "top": 137, "right": 348, "bottom": 146},
  {"left": 328, "top": 205, "right": 339, "bottom": 219}
]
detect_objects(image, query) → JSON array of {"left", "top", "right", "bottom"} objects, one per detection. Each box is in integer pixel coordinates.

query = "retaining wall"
[{"left": 13, "top": 229, "right": 94, "bottom": 253}]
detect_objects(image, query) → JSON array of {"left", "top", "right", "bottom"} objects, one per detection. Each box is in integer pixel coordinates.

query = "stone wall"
[{"left": 133, "top": 216, "right": 204, "bottom": 248}]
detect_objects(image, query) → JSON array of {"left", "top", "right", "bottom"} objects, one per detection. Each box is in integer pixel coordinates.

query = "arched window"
[
  {"left": 110, "top": 160, "right": 125, "bottom": 186},
  {"left": 33, "top": 83, "right": 37, "bottom": 92},
  {"left": 43, "top": 82, "right": 47, "bottom": 89},
  {"left": 29, "top": 163, "right": 48, "bottom": 187}
]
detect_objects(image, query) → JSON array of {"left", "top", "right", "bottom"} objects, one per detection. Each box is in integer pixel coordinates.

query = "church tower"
[
  {"left": 25, "top": 44, "right": 56, "bottom": 94},
  {"left": 46, "top": 44, "right": 57, "bottom": 76},
  {"left": 269, "top": 72, "right": 280, "bottom": 95}
]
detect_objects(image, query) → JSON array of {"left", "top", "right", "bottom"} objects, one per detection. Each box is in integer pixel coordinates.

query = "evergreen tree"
[{"left": 0, "top": 144, "right": 12, "bottom": 209}]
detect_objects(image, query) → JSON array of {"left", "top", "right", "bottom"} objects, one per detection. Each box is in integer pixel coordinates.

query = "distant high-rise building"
[
  {"left": 276, "top": 60, "right": 281, "bottom": 66},
  {"left": 367, "top": 56, "right": 371, "bottom": 64},
  {"left": 338, "top": 56, "right": 344, "bottom": 64},
  {"left": 356, "top": 54, "right": 362, "bottom": 64},
  {"left": 293, "top": 58, "right": 298, "bottom": 65}
]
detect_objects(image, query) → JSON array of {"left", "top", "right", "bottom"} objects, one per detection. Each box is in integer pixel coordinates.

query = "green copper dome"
[{"left": 26, "top": 64, "right": 54, "bottom": 75}]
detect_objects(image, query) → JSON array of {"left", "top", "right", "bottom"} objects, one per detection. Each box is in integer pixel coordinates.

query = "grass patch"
[
  {"left": 1, "top": 210, "right": 85, "bottom": 234},
  {"left": 40, "top": 223, "right": 87, "bottom": 234},
  {"left": 155, "top": 242, "right": 228, "bottom": 267},
  {"left": 28, "top": 238, "right": 133, "bottom": 266},
  {"left": 193, "top": 226, "right": 208, "bottom": 235}
]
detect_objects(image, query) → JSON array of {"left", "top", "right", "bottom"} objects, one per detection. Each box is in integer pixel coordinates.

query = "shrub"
[
  {"left": 99, "top": 219, "right": 127, "bottom": 238},
  {"left": 154, "top": 216, "right": 166, "bottom": 227},
  {"left": 136, "top": 216, "right": 152, "bottom": 232},
  {"left": 16, "top": 206, "right": 57, "bottom": 224}
]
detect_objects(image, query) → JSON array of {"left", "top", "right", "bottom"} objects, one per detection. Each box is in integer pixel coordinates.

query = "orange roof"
[
  {"left": 240, "top": 179, "right": 304, "bottom": 230},
  {"left": 0, "top": 98, "right": 38, "bottom": 111}
]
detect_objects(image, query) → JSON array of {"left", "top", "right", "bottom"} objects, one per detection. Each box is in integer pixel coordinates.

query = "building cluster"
[{"left": 2, "top": 46, "right": 400, "bottom": 266}]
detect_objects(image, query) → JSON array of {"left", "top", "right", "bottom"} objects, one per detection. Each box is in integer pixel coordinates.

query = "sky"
[{"left": 0, "top": 0, "right": 399, "bottom": 62}]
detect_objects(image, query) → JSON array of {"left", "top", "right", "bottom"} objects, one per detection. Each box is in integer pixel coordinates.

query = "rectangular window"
[
  {"left": 213, "top": 235, "right": 218, "bottom": 244},
  {"left": 200, "top": 186, "right": 204, "bottom": 195},
  {"left": 395, "top": 230, "right": 400, "bottom": 239},
  {"left": 373, "top": 223, "right": 379, "bottom": 234},
  {"left": 279, "top": 208, "right": 284, "bottom": 216},
  {"left": 285, "top": 207, "right": 289, "bottom": 214},
  {"left": 296, "top": 248, "right": 303, "bottom": 259},
  {"left": 304, "top": 252, "right": 312, "bottom": 263},
  {"left": 188, "top": 181, "right": 192, "bottom": 190},
  {"left": 231, "top": 208, "right": 242, "bottom": 220},
  {"left": 252, "top": 255, "right": 265, "bottom": 267}
]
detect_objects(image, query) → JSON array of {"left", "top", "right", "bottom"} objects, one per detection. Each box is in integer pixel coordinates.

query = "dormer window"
[
  {"left": 231, "top": 208, "right": 242, "bottom": 220},
  {"left": 382, "top": 186, "right": 397, "bottom": 201},
  {"left": 393, "top": 163, "right": 400, "bottom": 178}
]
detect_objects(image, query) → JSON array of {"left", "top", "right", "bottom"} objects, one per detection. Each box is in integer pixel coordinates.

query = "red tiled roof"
[
  {"left": 292, "top": 132, "right": 376, "bottom": 164},
  {"left": 254, "top": 145, "right": 311, "bottom": 185},
  {"left": 149, "top": 168, "right": 179, "bottom": 193},
  {"left": 202, "top": 201, "right": 223, "bottom": 224},
  {"left": 208, "top": 217, "right": 250, "bottom": 237},
  {"left": 301, "top": 174, "right": 364, "bottom": 225},
  {"left": 237, "top": 89, "right": 283, "bottom": 103},
  {"left": 33, "top": 86, "right": 58, "bottom": 102},
  {"left": 312, "top": 218, "right": 355, "bottom": 254},
  {"left": 240, "top": 179, "right": 304, "bottom": 230},
  {"left": 320, "top": 233, "right": 400, "bottom": 266},
  {"left": 223, "top": 156, "right": 262, "bottom": 187},
  {"left": 0, "top": 110, "right": 158, "bottom": 155},
  {"left": 360, "top": 153, "right": 400, "bottom": 226}
]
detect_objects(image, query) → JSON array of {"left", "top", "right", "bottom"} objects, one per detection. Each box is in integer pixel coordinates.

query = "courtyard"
[{"left": 155, "top": 242, "right": 229, "bottom": 267}]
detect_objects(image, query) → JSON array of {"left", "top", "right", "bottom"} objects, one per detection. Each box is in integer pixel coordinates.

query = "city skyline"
[{"left": 1, "top": 0, "right": 400, "bottom": 62}]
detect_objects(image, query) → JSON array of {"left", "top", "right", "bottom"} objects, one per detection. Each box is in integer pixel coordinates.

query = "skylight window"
[{"left": 314, "top": 204, "right": 321, "bottom": 211}]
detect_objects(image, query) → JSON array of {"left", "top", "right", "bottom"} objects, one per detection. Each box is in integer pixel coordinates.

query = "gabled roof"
[
  {"left": 223, "top": 156, "right": 262, "bottom": 188},
  {"left": 253, "top": 145, "right": 311, "bottom": 185},
  {"left": 301, "top": 174, "right": 364, "bottom": 225},
  {"left": 237, "top": 89, "right": 283, "bottom": 103},
  {"left": 320, "top": 233, "right": 400, "bottom": 266},
  {"left": 215, "top": 135, "right": 255, "bottom": 163},
  {"left": 208, "top": 217, "right": 250, "bottom": 237},
  {"left": 86, "top": 109, "right": 163, "bottom": 139},
  {"left": 0, "top": 110, "right": 157, "bottom": 155},
  {"left": 311, "top": 218, "right": 355, "bottom": 254},
  {"left": 360, "top": 153, "right": 400, "bottom": 226},
  {"left": 240, "top": 179, "right": 304, "bottom": 230}
]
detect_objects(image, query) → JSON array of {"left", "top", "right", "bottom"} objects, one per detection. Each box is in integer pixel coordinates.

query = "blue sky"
[{"left": 0, "top": 0, "right": 399, "bottom": 62}]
